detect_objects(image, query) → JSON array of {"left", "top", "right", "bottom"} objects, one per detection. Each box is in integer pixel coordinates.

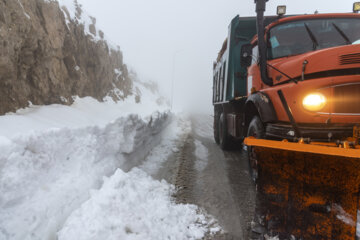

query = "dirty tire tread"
[
  {"left": 247, "top": 116, "right": 265, "bottom": 183},
  {"left": 219, "top": 113, "right": 231, "bottom": 150},
  {"left": 214, "top": 110, "right": 220, "bottom": 145}
]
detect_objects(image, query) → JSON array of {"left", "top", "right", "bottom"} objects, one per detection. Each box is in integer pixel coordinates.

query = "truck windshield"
[{"left": 267, "top": 18, "right": 360, "bottom": 59}]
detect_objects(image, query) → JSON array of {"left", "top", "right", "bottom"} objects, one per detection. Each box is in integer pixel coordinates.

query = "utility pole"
[{"left": 171, "top": 49, "right": 184, "bottom": 110}]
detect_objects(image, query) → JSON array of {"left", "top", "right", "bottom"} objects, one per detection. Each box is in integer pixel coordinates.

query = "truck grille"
[
  {"left": 339, "top": 53, "right": 360, "bottom": 65},
  {"left": 333, "top": 84, "right": 360, "bottom": 114}
]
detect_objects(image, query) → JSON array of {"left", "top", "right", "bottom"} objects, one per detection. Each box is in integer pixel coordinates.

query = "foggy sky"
[{"left": 77, "top": 0, "right": 358, "bottom": 113}]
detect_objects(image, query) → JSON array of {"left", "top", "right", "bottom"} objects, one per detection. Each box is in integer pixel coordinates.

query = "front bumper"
[{"left": 266, "top": 123, "right": 355, "bottom": 142}]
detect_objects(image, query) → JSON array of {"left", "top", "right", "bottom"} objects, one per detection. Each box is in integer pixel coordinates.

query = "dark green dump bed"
[
  {"left": 214, "top": 15, "right": 278, "bottom": 104},
  {"left": 226, "top": 16, "right": 257, "bottom": 101}
]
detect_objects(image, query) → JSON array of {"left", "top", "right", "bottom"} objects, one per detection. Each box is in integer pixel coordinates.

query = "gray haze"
[{"left": 78, "top": 0, "right": 357, "bottom": 112}]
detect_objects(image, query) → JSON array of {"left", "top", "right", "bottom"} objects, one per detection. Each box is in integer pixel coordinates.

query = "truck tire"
[
  {"left": 219, "top": 112, "right": 231, "bottom": 150},
  {"left": 247, "top": 116, "right": 265, "bottom": 182},
  {"left": 214, "top": 111, "right": 220, "bottom": 144}
]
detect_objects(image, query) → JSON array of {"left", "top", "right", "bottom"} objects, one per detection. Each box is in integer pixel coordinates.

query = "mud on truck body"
[{"left": 213, "top": 1, "right": 360, "bottom": 239}]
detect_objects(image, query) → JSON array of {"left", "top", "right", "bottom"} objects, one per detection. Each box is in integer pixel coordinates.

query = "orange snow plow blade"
[{"left": 245, "top": 137, "right": 360, "bottom": 239}]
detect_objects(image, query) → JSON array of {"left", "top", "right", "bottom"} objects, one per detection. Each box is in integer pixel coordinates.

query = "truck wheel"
[
  {"left": 219, "top": 112, "right": 231, "bottom": 150},
  {"left": 214, "top": 111, "right": 220, "bottom": 144},
  {"left": 247, "top": 116, "right": 265, "bottom": 182}
]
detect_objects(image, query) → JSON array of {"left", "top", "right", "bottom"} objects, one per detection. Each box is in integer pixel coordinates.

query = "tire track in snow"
[{"left": 173, "top": 115, "right": 257, "bottom": 239}]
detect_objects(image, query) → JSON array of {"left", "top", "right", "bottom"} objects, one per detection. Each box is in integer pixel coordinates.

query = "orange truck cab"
[
  {"left": 213, "top": 1, "right": 360, "bottom": 149},
  {"left": 248, "top": 13, "right": 360, "bottom": 141}
]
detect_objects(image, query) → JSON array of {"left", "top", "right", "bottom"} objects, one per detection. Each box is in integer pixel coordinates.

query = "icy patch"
[
  {"left": 194, "top": 139, "right": 209, "bottom": 172},
  {"left": 58, "top": 168, "right": 214, "bottom": 240},
  {"left": 193, "top": 116, "right": 213, "bottom": 139}
]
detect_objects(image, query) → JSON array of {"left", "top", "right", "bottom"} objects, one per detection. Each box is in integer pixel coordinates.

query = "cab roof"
[
  {"left": 250, "top": 13, "right": 360, "bottom": 43},
  {"left": 267, "top": 13, "right": 360, "bottom": 29}
]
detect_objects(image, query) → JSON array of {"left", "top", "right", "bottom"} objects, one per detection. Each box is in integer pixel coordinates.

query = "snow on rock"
[
  {"left": 56, "top": 0, "right": 117, "bottom": 49},
  {"left": 58, "top": 168, "right": 212, "bottom": 240},
  {"left": 17, "top": 0, "right": 30, "bottom": 19},
  {"left": 129, "top": 71, "right": 170, "bottom": 108}
]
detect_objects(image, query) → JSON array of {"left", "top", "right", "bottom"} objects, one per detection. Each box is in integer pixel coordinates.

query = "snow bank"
[
  {"left": 0, "top": 94, "right": 220, "bottom": 239},
  {"left": 58, "top": 168, "right": 212, "bottom": 240},
  {"left": 0, "top": 111, "right": 169, "bottom": 240},
  {"left": 139, "top": 114, "right": 191, "bottom": 176},
  {"left": 0, "top": 95, "right": 167, "bottom": 139}
]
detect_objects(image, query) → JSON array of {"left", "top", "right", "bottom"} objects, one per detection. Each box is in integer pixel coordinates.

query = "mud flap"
[{"left": 245, "top": 138, "right": 360, "bottom": 240}]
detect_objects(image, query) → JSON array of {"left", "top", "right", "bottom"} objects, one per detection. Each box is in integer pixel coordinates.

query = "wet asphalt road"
[{"left": 164, "top": 114, "right": 256, "bottom": 239}]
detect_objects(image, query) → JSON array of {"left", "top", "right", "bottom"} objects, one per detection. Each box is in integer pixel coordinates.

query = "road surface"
[{"left": 155, "top": 114, "right": 256, "bottom": 239}]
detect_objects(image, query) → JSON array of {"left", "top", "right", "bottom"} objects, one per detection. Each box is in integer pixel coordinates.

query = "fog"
[{"left": 77, "top": 0, "right": 358, "bottom": 113}]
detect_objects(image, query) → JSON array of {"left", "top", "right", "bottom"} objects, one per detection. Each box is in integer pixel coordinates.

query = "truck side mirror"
[{"left": 241, "top": 44, "right": 253, "bottom": 68}]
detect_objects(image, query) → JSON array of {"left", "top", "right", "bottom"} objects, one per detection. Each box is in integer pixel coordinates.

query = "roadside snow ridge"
[{"left": 58, "top": 168, "right": 213, "bottom": 240}]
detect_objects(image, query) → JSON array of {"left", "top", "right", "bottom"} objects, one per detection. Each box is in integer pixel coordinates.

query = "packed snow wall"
[{"left": 0, "top": 0, "right": 133, "bottom": 115}]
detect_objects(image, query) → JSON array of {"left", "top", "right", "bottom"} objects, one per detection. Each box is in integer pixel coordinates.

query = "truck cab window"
[
  {"left": 267, "top": 18, "right": 360, "bottom": 60},
  {"left": 252, "top": 45, "right": 259, "bottom": 65}
]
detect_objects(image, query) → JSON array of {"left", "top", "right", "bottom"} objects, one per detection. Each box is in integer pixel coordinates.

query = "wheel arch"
[{"left": 244, "top": 92, "right": 277, "bottom": 132}]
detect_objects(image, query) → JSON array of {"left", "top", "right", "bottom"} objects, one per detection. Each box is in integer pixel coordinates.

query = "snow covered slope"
[
  {"left": 0, "top": 92, "right": 219, "bottom": 240},
  {"left": 0, "top": 1, "right": 219, "bottom": 239}
]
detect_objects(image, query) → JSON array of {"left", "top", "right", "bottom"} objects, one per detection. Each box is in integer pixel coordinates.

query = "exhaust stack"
[{"left": 255, "top": 0, "right": 273, "bottom": 86}]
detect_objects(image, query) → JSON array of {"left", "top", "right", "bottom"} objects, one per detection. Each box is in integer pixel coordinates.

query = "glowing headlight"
[
  {"left": 277, "top": 6, "right": 287, "bottom": 16},
  {"left": 302, "top": 93, "right": 327, "bottom": 112},
  {"left": 354, "top": 2, "right": 360, "bottom": 13}
]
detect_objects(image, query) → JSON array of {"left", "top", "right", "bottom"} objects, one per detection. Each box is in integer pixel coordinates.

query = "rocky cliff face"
[{"left": 0, "top": 0, "right": 133, "bottom": 115}]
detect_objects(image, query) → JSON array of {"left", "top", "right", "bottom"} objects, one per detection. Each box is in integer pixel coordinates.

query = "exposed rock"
[{"left": 0, "top": 0, "right": 133, "bottom": 115}]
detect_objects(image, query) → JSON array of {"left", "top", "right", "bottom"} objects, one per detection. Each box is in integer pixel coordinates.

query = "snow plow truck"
[{"left": 213, "top": 0, "right": 360, "bottom": 239}]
